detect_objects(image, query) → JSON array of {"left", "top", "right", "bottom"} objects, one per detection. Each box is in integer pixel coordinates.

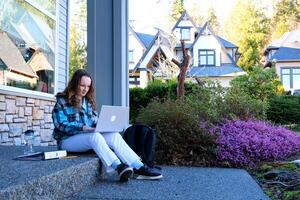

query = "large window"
[
  {"left": 198, "top": 49, "right": 215, "bottom": 66},
  {"left": 180, "top": 28, "right": 190, "bottom": 41},
  {"left": 0, "top": 0, "right": 56, "bottom": 94},
  {"left": 281, "top": 68, "right": 300, "bottom": 90}
]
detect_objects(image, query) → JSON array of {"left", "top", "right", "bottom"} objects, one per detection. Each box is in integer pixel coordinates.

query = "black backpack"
[{"left": 123, "top": 124, "right": 156, "bottom": 168}]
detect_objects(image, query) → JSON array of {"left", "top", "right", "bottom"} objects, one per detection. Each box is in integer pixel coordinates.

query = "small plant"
[{"left": 214, "top": 120, "right": 300, "bottom": 167}]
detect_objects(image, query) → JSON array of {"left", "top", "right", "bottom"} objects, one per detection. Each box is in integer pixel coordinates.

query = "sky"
[
  {"left": 129, "top": 0, "right": 274, "bottom": 34},
  {"left": 128, "top": 0, "right": 237, "bottom": 34},
  {"left": 69, "top": 0, "right": 274, "bottom": 35}
]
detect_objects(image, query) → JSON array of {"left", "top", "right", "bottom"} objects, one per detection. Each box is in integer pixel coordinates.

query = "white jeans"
[{"left": 61, "top": 132, "right": 140, "bottom": 170}]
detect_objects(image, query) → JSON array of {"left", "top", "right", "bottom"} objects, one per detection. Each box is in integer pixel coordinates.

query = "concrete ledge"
[{"left": 0, "top": 146, "right": 101, "bottom": 200}]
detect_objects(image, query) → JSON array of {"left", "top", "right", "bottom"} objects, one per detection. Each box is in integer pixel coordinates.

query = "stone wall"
[{"left": 0, "top": 95, "right": 56, "bottom": 146}]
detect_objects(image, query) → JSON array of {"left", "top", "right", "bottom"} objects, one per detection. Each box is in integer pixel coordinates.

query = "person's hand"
[{"left": 82, "top": 126, "right": 95, "bottom": 132}]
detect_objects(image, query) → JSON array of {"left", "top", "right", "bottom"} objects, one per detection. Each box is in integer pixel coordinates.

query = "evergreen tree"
[
  {"left": 69, "top": 26, "right": 87, "bottom": 78},
  {"left": 224, "top": 0, "right": 270, "bottom": 71},
  {"left": 271, "top": 0, "right": 300, "bottom": 39},
  {"left": 69, "top": 0, "right": 87, "bottom": 78},
  {"left": 186, "top": 1, "right": 204, "bottom": 26},
  {"left": 170, "top": 0, "right": 185, "bottom": 24},
  {"left": 207, "top": 7, "right": 220, "bottom": 34}
]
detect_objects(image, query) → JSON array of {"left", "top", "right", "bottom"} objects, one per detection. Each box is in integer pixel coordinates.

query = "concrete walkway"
[
  {"left": 70, "top": 166, "right": 270, "bottom": 200},
  {"left": 0, "top": 146, "right": 270, "bottom": 200}
]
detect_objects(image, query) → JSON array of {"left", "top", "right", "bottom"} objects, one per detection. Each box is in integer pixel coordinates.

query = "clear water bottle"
[{"left": 24, "top": 130, "right": 35, "bottom": 154}]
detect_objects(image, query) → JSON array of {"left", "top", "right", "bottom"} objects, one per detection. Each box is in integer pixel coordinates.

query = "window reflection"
[{"left": 0, "top": 0, "right": 56, "bottom": 94}]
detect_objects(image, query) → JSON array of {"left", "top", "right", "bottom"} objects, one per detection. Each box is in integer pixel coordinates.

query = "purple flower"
[{"left": 214, "top": 120, "right": 300, "bottom": 167}]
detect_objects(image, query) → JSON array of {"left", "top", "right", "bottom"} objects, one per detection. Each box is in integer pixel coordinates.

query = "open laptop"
[{"left": 95, "top": 105, "right": 129, "bottom": 133}]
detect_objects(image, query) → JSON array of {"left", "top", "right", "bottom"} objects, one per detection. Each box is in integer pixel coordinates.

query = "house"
[
  {"left": 171, "top": 11, "right": 198, "bottom": 61},
  {"left": 0, "top": 31, "right": 38, "bottom": 87},
  {"left": 133, "top": 29, "right": 179, "bottom": 88},
  {"left": 131, "top": 11, "right": 244, "bottom": 88},
  {"left": 263, "top": 29, "right": 300, "bottom": 91},
  {"left": 170, "top": 11, "right": 244, "bottom": 87},
  {"left": 187, "top": 22, "right": 244, "bottom": 87},
  {"left": 128, "top": 25, "right": 155, "bottom": 87}
]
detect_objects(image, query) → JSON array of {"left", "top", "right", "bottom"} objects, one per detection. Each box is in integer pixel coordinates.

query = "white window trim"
[
  {"left": 0, "top": 85, "right": 55, "bottom": 101},
  {"left": 281, "top": 67, "right": 300, "bottom": 89}
]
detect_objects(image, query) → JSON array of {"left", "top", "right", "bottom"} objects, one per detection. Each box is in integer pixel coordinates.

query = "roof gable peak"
[{"left": 171, "top": 10, "right": 197, "bottom": 31}]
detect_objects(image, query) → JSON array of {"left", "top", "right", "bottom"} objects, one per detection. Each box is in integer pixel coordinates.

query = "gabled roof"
[
  {"left": 0, "top": 58, "right": 8, "bottom": 69},
  {"left": 128, "top": 25, "right": 148, "bottom": 49},
  {"left": 271, "top": 29, "right": 300, "bottom": 48},
  {"left": 134, "top": 30, "right": 176, "bottom": 71},
  {"left": 264, "top": 29, "right": 300, "bottom": 62},
  {"left": 191, "top": 22, "right": 240, "bottom": 66},
  {"left": 187, "top": 64, "right": 245, "bottom": 77},
  {"left": 171, "top": 10, "right": 198, "bottom": 32},
  {"left": 0, "top": 32, "right": 37, "bottom": 78},
  {"left": 217, "top": 36, "right": 238, "bottom": 48},
  {"left": 28, "top": 49, "right": 54, "bottom": 72},
  {"left": 136, "top": 32, "right": 155, "bottom": 49},
  {"left": 271, "top": 47, "right": 300, "bottom": 61}
]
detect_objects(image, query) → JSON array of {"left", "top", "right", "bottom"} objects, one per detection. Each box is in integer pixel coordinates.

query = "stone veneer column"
[{"left": 0, "top": 95, "right": 56, "bottom": 146}]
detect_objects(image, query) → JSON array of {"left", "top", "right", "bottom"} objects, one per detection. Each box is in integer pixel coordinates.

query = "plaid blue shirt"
[{"left": 52, "top": 96, "right": 98, "bottom": 142}]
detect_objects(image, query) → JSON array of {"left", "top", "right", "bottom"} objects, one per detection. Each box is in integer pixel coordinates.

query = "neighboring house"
[
  {"left": 0, "top": 31, "right": 38, "bottom": 86},
  {"left": 131, "top": 11, "right": 244, "bottom": 88},
  {"left": 27, "top": 49, "right": 55, "bottom": 93},
  {"left": 187, "top": 22, "right": 244, "bottom": 87},
  {"left": 263, "top": 29, "right": 300, "bottom": 91},
  {"left": 133, "top": 29, "right": 179, "bottom": 88},
  {"left": 171, "top": 11, "right": 198, "bottom": 61},
  {"left": 128, "top": 25, "right": 154, "bottom": 87}
]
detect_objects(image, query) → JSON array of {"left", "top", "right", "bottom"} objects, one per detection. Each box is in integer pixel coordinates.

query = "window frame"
[
  {"left": 180, "top": 28, "right": 191, "bottom": 41},
  {"left": 281, "top": 67, "right": 300, "bottom": 89},
  {"left": 0, "top": 0, "right": 59, "bottom": 99},
  {"left": 198, "top": 49, "right": 216, "bottom": 66}
]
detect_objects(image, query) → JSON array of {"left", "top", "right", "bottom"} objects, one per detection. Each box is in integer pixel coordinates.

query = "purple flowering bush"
[{"left": 215, "top": 120, "right": 300, "bottom": 167}]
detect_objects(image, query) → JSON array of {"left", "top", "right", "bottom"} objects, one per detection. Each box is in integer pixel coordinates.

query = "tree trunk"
[{"left": 172, "top": 40, "right": 191, "bottom": 98}]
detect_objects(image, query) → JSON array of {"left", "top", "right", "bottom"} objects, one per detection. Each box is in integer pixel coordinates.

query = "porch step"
[{"left": 0, "top": 146, "right": 101, "bottom": 200}]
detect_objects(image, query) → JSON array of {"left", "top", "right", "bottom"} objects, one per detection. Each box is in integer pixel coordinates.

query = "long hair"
[{"left": 56, "top": 69, "right": 97, "bottom": 110}]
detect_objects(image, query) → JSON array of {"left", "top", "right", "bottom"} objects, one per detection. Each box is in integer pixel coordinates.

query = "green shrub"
[
  {"left": 144, "top": 79, "right": 170, "bottom": 99},
  {"left": 136, "top": 98, "right": 217, "bottom": 166},
  {"left": 8, "top": 80, "right": 36, "bottom": 90},
  {"left": 224, "top": 86, "right": 268, "bottom": 120},
  {"left": 129, "top": 87, "right": 148, "bottom": 122},
  {"left": 130, "top": 80, "right": 200, "bottom": 122},
  {"left": 185, "top": 81, "right": 226, "bottom": 125},
  {"left": 267, "top": 95, "right": 300, "bottom": 124},
  {"left": 185, "top": 80, "right": 267, "bottom": 123},
  {"left": 230, "top": 66, "right": 282, "bottom": 101}
]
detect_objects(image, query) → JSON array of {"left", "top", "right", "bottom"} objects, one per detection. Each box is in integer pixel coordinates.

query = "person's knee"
[
  {"left": 106, "top": 132, "right": 123, "bottom": 147},
  {"left": 89, "top": 132, "right": 105, "bottom": 145},
  {"left": 111, "top": 132, "right": 123, "bottom": 141}
]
